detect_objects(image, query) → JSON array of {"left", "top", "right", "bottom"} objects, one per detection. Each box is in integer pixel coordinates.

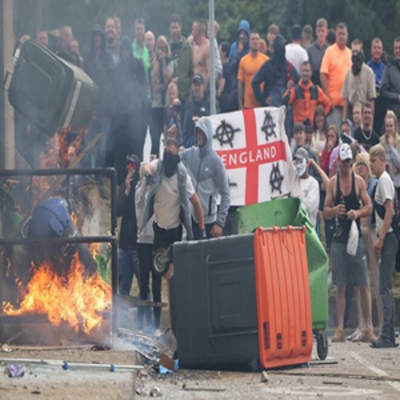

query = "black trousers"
[{"left": 138, "top": 243, "right": 162, "bottom": 331}]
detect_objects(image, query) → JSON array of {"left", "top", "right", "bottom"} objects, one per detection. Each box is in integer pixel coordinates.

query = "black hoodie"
[
  {"left": 83, "top": 25, "right": 114, "bottom": 113},
  {"left": 112, "top": 36, "right": 148, "bottom": 119}
]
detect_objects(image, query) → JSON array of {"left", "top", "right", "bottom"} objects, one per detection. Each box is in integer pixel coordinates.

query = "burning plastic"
[{"left": 3, "top": 251, "right": 111, "bottom": 334}]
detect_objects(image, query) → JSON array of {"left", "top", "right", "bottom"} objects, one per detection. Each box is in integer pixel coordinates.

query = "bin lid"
[{"left": 8, "top": 40, "right": 72, "bottom": 134}]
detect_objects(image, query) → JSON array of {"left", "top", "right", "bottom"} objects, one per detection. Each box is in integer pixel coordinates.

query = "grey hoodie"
[{"left": 180, "top": 117, "right": 230, "bottom": 226}]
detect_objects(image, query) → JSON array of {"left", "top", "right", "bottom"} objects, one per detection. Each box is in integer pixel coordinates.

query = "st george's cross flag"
[{"left": 206, "top": 107, "right": 291, "bottom": 206}]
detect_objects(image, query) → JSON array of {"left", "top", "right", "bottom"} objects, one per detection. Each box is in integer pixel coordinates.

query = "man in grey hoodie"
[{"left": 179, "top": 117, "right": 230, "bottom": 239}]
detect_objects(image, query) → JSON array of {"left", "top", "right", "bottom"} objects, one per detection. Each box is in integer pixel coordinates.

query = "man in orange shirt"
[
  {"left": 238, "top": 32, "right": 269, "bottom": 110},
  {"left": 320, "top": 22, "right": 352, "bottom": 129},
  {"left": 283, "top": 61, "right": 331, "bottom": 125}
]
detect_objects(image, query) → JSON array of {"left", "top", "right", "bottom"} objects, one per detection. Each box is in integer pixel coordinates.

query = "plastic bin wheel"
[
  {"left": 316, "top": 331, "right": 328, "bottom": 360},
  {"left": 153, "top": 248, "right": 170, "bottom": 276}
]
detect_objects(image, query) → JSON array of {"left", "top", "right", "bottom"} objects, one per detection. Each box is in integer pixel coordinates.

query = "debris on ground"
[
  {"left": 261, "top": 370, "right": 269, "bottom": 383},
  {"left": 7, "top": 364, "right": 25, "bottom": 378},
  {"left": 1, "top": 344, "right": 12, "bottom": 353}
]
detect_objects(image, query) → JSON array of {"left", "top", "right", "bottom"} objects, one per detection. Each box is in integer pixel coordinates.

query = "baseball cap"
[
  {"left": 192, "top": 73, "right": 204, "bottom": 85},
  {"left": 126, "top": 154, "right": 140, "bottom": 166},
  {"left": 339, "top": 143, "right": 352, "bottom": 161},
  {"left": 294, "top": 147, "right": 309, "bottom": 161}
]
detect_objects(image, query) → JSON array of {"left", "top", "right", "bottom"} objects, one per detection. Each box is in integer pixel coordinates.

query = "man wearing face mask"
[
  {"left": 142, "top": 139, "right": 205, "bottom": 252},
  {"left": 252, "top": 34, "right": 299, "bottom": 107},
  {"left": 291, "top": 148, "right": 320, "bottom": 228},
  {"left": 342, "top": 39, "right": 376, "bottom": 121}
]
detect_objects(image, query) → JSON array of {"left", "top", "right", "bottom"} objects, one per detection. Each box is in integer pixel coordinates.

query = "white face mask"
[{"left": 294, "top": 159, "right": 307, "bottom": 177}]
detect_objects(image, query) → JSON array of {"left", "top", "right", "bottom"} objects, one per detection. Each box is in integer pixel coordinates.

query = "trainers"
[
  {"left": 352, "top": 330, "right": 365, "bottom": 343},
  {"left": 331, "top": 328, "right": 346, "bottom": 343},
  {"left": 347, "top": 329, "right": 361, "bottom": 341},
  {"left": 362, "top": 328, "right": 377, "bottom": 343},
  {"left": 371, "top": 336, "right": 399, "bottom": 348}
]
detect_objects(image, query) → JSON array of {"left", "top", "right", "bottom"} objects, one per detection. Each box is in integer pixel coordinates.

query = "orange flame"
[{"left": 3, "top": 252, "right": 111, "bottom": 334}]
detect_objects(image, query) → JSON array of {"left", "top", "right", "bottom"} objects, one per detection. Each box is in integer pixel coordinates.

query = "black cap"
[
  {"left": 291, "top": 24, "right": 302, "bottom": 41},
  {"left": 126, "top": 154, "right": 140, "bottom": 166},
  {"left": 192, "top": 73, "right": 204, "bottom": 85}
]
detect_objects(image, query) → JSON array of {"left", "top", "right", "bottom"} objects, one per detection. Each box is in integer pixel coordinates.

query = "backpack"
[{"left": 372, "top": 185, "right": 400, "bottom": 273}]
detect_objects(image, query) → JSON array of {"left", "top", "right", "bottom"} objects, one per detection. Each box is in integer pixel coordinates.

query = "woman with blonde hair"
[
  {"left": 351, "top": 152, "right": 382, "bottom": 340},
  {"left": 149, "top": 35, "right": 173, "bottom": 157},
  {"left": 380, "top": 111, "right": 400, "bottom": 202},
  {"left": 312, "top": 106, "right": 328, "bottom": 158}
]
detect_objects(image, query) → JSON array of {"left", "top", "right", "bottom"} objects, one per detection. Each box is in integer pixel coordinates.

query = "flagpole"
[{"left": 209, "top": 0, "right": 216, "bottom": 115}]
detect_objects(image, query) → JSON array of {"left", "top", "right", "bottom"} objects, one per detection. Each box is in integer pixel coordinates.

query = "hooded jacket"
[
  {"left": 83, "top": 25, "right": 114, "bottom": 113},
  {"left": 381, "top": 57, "right": 400, "bottom": 120},
  {"left": 143, "top": 159, "right": 193, "bottom": 240},
  {"left": 252, "top": 35, "right": 299, "bottom": 107},
  {"left": 229, "top": 20, "right": 251, "bottom": 61},
  {"left": 180, "top": 117, "right": 230, "bottom": 226},
  {"left": 229, "top": 20, "right": 251, "bottom": 95}
]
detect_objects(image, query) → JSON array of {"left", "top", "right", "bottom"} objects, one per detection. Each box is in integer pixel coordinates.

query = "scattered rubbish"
[
  {"left": 136, "top": 386, "right": 151, "bottom": 397},
  {"left": 261, "top": 371, "right": 269, "bottom": 383},
  {"left": 150, "top": 387, "right": 162, "bottom": 397},
  {"left": 159, "top": 353, "right": 178, "bottom": 372},
  {"left": 31, "top": 390, "right": 41, "bottom": 395},
  {"left": 159, "top": 365, "right": 172, "bottom": 375},
  {"left": 323, "top": 381, "right": 343, "bottom": 386},
  {"left": 135, "top": 386, "right": 162, "bottom": 397},
  {"left": 7, "top": 364, "right": 25, "bottom": 378},
  {"left": 1, "top": 344, "right": 12, "bottom": 353}
]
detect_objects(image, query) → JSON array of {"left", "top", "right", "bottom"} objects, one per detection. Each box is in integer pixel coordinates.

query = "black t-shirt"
[{"left": 354, "top": 126, "right": 380, "bottom": 150}]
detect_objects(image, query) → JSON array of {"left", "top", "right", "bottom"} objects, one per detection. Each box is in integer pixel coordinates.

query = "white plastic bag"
[{"left": 347, "top": 221, "right": 359, "bottom": 256}]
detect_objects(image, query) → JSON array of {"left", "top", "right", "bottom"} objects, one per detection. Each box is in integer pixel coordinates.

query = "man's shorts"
[{"left": 331, "top": 239, "right": 368, "bottom": 286}]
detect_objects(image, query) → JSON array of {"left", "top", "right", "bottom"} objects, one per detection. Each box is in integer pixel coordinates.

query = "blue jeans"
[
  {"left": 380, "top": 232, "right": 398, "bottom": 341},
  {"left": 118, "top": 248, "right": 140, "bottom": 295}
]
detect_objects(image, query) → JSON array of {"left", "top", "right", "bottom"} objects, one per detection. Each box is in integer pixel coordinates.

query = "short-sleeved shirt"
[
  {"left": 320, "top": 43, "right": 352, "bottom": 107},
  {"left": 375, "top": 170, "right": 395, "bottom": 236},
  {"left": 151, "top": 160, "right": 195, "bottom": 230},
  {"left": 341, "top": 64, "right": 376, "bottom": 106},
  {"left": 285, "top": 43, "right": 309, "bottom": 75},
  {"left": 238, "top": 52, "right": 269, "bottom": 109}
]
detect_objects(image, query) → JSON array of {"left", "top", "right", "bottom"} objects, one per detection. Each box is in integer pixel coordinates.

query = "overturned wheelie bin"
[
  {"left": 157, "top": 227, "right": 314, "bottom": 371},
  {"left": 237, "top": 197, "right": 329, "bottom": 360}
]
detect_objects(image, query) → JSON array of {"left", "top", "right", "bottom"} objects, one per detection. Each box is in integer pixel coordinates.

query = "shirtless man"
[
  {"left": 324, "top": 143, "right": 375, "bottom": 343},
  {"left": 192, "top": 20, "right": 210, "bottom": 89}
]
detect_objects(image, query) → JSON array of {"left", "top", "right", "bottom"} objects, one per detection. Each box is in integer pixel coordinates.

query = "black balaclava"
[
  {"left": 163, "top": 150, "right": 180, "bottom": 177},
  {"left": 273, "top": 35, "right": 287, "bottom": 66},
  {"left": 352, "top": 52, "right": 364, "bottom": 75}
]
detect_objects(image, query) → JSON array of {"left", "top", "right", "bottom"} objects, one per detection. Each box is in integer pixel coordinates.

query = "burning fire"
[{"left": 3, "top": 252, "right": 111, "bottom": 334}]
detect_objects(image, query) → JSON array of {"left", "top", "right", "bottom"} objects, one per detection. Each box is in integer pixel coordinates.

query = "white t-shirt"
[
  {"left": 285, "top": 43, "right": 309, "bottom": 74},
  {"left": 151, "top": 160, "right": 195, "bottom": 230},
  {"left": 374, "top": 170, "right": 395, "bottom": 236},
  {"left": 299, "top": 176, "right": 320, "bottom": 228}
]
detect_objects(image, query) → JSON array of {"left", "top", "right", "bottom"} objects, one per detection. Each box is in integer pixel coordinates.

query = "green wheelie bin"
[{"left": 237, "top": 197, "right": 329, "bottom": 360}]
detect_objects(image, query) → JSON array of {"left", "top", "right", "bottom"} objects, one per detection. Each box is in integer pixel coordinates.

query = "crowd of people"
[{"left": 31, "top": 14, "right": 400, "bottom": 347}]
